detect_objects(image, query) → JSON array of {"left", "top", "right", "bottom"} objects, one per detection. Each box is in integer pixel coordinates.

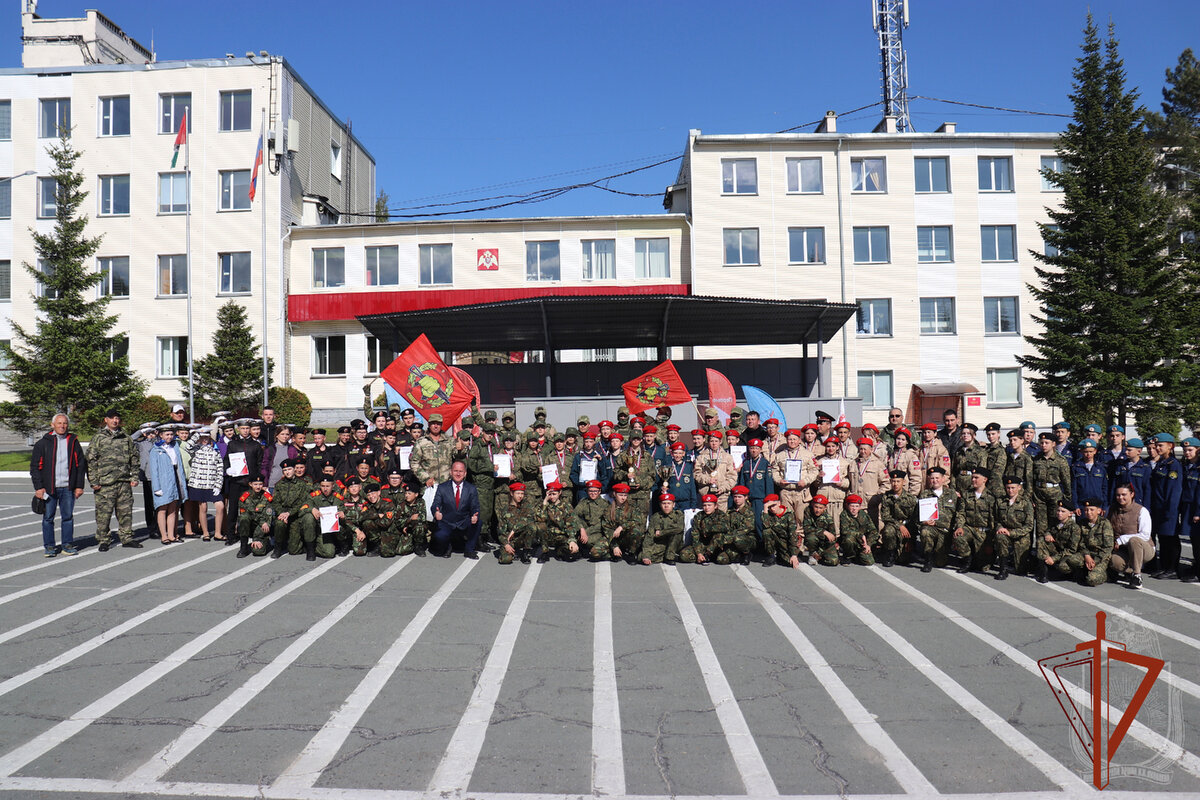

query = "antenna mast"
[{"left": 873, "top": 0, "right": 912, "bottom": 131}]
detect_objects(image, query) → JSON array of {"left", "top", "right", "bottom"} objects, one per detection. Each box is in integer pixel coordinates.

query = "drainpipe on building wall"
[{"left": 835, "top": 137, "right": 849, "bottom": 397}]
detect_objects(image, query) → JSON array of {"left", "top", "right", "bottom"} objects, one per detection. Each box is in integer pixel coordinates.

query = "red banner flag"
[
  {"left": 622, "top": 360, "right": 691, "bottom": 414},
  {"left": 448, "top": 366, "right": 481, "bottom": 433},
  {"left": 705, "top": 368, "right": 736, "bottom": 425},
  {"left": 380, "top": 334, "right": 473, "bottom": 424}
]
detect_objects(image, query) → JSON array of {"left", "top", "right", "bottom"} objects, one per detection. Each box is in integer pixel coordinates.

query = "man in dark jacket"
[
  {"left": 31, "top": 413, "right": 88, "bottom": 556},
  {"left": 223, "top": 418, "right": 263, "bottom": 542}
]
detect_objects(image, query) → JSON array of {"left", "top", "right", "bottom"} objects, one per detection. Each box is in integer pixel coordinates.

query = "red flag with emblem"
[
  {"left": 622, "top": 360, "right": 691, "bottom": 414},
  {"left": 448, "top": 366, "right": 481, "bottom": 433},
  {"left": 380, "top": 334, "right": 473, "bottom": 424},
  {"left": 705, "top": 368, "right": 736, "bottom": 425}
]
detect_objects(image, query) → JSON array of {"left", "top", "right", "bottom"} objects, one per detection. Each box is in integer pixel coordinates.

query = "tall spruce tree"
[
  {"left": 0, "top": 132, "right": 145, "bottom": 435},
  {"left": 1020, "top": 17, "right": 1180, "bottom": 432},
  {"left": 185, "top": 300, "right": 273, "bottom": 417}
]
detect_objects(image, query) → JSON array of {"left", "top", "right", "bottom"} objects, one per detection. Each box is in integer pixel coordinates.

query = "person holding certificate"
[
  {"left": 811, "top": 436, "right": 852, "bottom": 533},
  {"left": 915, "top": 466, "right": 959, "bottom": 573},
  {"left": 570, "top": 429, "right": 609, "bottom": 502},
  {"left": 222, "top": 418, "right": 263, "bottom": 543}
]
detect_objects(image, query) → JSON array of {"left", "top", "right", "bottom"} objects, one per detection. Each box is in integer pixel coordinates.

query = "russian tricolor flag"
[{"left": 248, "top": 130, "right": 263, "bottom": 202}]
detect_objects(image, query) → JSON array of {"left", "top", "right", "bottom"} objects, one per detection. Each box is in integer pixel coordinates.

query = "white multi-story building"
[{"left": 1, "top": 6, "right": 374, "bottom": 400}]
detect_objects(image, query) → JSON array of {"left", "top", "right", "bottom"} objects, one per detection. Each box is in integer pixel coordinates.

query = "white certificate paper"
[
  {"left": 423, "top": 487, "right": 437, "bottom": 521},
  {"left": 226, "top": 451, "right": 248, "bottom": 477},
  {"left": 493, "top": 453, "right": 512, "bottom": 478},
  {"left": 730, "top": 445, "right": 747, "bottom": 464},
  {"left": 785, "top": 459, "right": 803, "bottom": 484},
  {"left": 579, "top": 459, "right": 598, "bottom": 482},
  {"left": 918, "top": 496, "right": 940, "bottom": 523},
  {"left": 821, "top": 460, "right": 841, "bottom": 484},
  {"left": 399, "top": 446, "right": 412, "bottom": 470},
  {"left": 318, "top": 506, "right": 339, "bottom": 534},
  {"left": 540, "top": 464, "right": 559, "bottom": 486}
]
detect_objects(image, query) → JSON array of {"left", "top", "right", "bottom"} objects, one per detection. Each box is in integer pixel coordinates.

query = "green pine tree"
[
  {"left": 1019, "top": 16, "right": 1180, "bottom": 432},
  {"left": 374, "top": 188, "right": 390, "bottom": 222},
  {"left": 185, "top": 300, "right": 273, "bottom": 417},
  {"left": 0, "top": 132, "right": 145, "bottom": 435}
]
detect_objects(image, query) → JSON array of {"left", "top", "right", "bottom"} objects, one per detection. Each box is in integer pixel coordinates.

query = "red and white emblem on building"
[{"left": 477, "top": 248, "right": 499, "bottom": 271}]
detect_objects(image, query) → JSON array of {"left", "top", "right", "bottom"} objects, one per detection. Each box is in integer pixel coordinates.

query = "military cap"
[
  {"left": 585, "top": 479, "right": 602, "bottom": 489},
  {"left": 196, "top": 428, "right": 213, "bottom": 439},
  {"left": 814, "top": 410, "right": 835, "bottom": 422},
  {"left": 730, "top": 407, "right": 744, "bottom": 419},
  {"left": 822, "top": 436, "right": 839, "bottom": 445},
  {"left": 484, "top": 410, "right": 498, "bottom": 421},
  {"left": 846, "top": 494, "right": 863, "bottom": 504},
  {"left": 643, "top": 424, "right": 657, "bottom": 434},
  {"left": 747, "top": 438, "right": 764, "bottom": 447},
  {"left": 1004, "top": 475, "right": 1024, "bottom": 485},
  {"left": 102, "top": 408, "right": 122, "bottom": 419},
  {"left": 1084, "top": 424, "right": 1103, "bottom": 435},
  {"left": 667, "top": 424, "right": 681, "bottom": 432},
  {"left": 616, "top": 406, "right": 630, "bottom": 416},
  {"left": 629, "top": 429, "right": 644, "bottom": 439},
  {"left": 764, "top": 417, "right": 780, "bottom": 426},
  {"left": 577, "top": 415, "right": 590, "bottom": 427},
  {"left": 763, "top": 493, "right": 780, "bottom": 502},
  {"left": 888, "top": 469, "right": 908, "bottom": 479},
  {"left": 861, "top": 423, "right": 878, "bottom": 433},
  {"left": 525, "top": 431, "right": 540, "bottom": 443},
  {"left": 281, "top": 458, "right": 298, "bottom": 468},
  {"left": 344, "top": 476, "right": 362, "bottom": 487},
  {"left": 1057, "top": 499, "right": 1073, "bottom": 510},
  {"left": 701, "top": 493, "right": 718, "bottom": 504},
  {"left": 249, "top": 473, "right": 265, "bottom": 483},
  {"left": 310, "top": 428, "right": 327, "bottom": 436},
  {"left": 404, "top": 481, "right": 421, "bottom": 492},
  {"left": 409, "top": 421, "right": 424, "bottom": 430},
  {"left": 1109, "top": 425, "right": 1125, "bottom": 434},
  {"left": 705, "top": 428, "right": 724, "bottom": 439},
  {"left": 894, "top": 426, "right": 912, "bottom": 439},
  {"left": 611, "top": 482, "right": 630, "bottom": 493},
  {"left": 1127, "top": 438, "right": 1144, "bottom": 448},
  {"left": 659, "top": 493, "right": 675, "bottom": 502},
  {"left": 973, "top": 467, "right": 992, "bottom": 478},
  {"left": 1183, "top": 437, "right": 1200, "bottom": 447},
  {"left": 984, "top": 422, "right": 1001, "bottom": 432},
  {"left": 1082, "top": 497, "right": 1104, "bottom": 508},
  {"left": 545, "top": 480, "right": 563, "bottom": 491},
  {"left": 834, "top": 420, "right": 851, "bottom": 430},
  {"left": 726, "top": 429, "right": 742, "bottom": 438},
  {"left": 319, "top": 474, "right": 335, "bottom": 484},
  {"left": 670, "top": 442, "right": 686, "bottom": 451},
  {"left": 350, "top": 418, "right": 367, "bottom": 429},
  {"left": 428, "top": 413, "right": 444, "bottom": 423},
  {"left": 509, "top": 482, "right": 526, "bottom": 491},
  {"left": 856, "top": 437, "right": 873, "bottom": 447},
  {"left": 502, "top": 410, "right": 515, "bottom": 421},
  {"left": 456, "top": 429, "right": 472, "bottom": 442},
  {"left": 1019, "top": 420, "right": 1036, "bottom": 430},
  {"left": 322, "top": 462, "right": 337, "bottom": 472},
  {"left": 599, "top": 419, "right": 614, "bottom": 428},
  {"left": 928, "top": 466, "right": 947, "bottom": 476},
  {"left": 693, "top": 428, "right": 708, "bottom": 436},
  {"left": 220, "top": 419, "right": 236, "bottom": 430},
  {"left": 213, "top": 410, "right": 233, "bottom": 419},
  {"left": 962, "top": 422, "right": 979, "bottom": 433},
  {"left": 565, "top": 427, "right": 580, "bottom": 438},
  {"left": 532, "top": 419, "right": 547, "bottom": 429},
  {"left": 234, "top": 417, "right": 254, "bottom": 426},
  {"left": 482, "top": 422, "right": 497, "bottom": 433},
  {"left": 582, "top": 428, "right": 597, "bottom": 440},
  {"left": 138, "top": 421, "right": 159, "bottom": 430},
  {"left": 1052, "top": 421, "right": 1071, "bottom": 430},
  {"left": 1079, "top": 438, "right": 1098, "bottom": 449},
  {"left": 812, "top": 494, "right": 829, "bottom": 504},
  {"left": 1007, "top": 429, "right": 1023, "bottom": 439},
  {"left": 337, "top": 425, "right": 352, "bottom": 434},
  {"left": 400, "top": 406, "right": 416, "bottom": 416},
  {"left": 364, "top": 481, "right": 381, "bottom": 493},
  {"left": 732, "top": 485, "right": 750, "bottom": 496},
  {"left": 1155, "top": 432, "right": 1176, "bottom": 443},
  {"left": 534, "top": 406, "right": 547, "bottom": 417},
  {"left": 920, "top": 422, "right": 938, "bottom": 431},
  {"left": 552, "top": 432, "right": 565, "bottom": 443},
  {"left": 609, "top": 433, "right": 625, "bottom": 442},
  {"left": 386, "top": 467, "right": 403, "bottom": 477},
  {"left": 1039, "top": 432, "right": 1055, "bottom": 441},
  {"left": 802, "top": 423, "right": 818, "bottom": 431},
  {"left": 704, "top": 408, "right": 719, "bottom": 418}
]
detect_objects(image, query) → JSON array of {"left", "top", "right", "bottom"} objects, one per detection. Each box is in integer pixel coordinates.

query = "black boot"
[
  {"left": 956, "top": 553, "right": 972, "bottom": 573},
  {"left": 414, "top": 541, "right": 427, "bottom": 557},
  {"left": 305, "top": 540, "right": 316, "bottom": 561},
  {"left": 236, "top": 540, "right": 251, "bottom": 558},
  {"left": 741, "top": 551, "right": 752, "bottom": 566},
  {"left": 1036, "top": 560, "right": 1049, "bottom": 584},
  {"left": 762, "top": 552, "right": 773, "bottom": 567},
  {"left": 921, "top": 552, "right": 934, "bottom": 573},
  {"left": 271, "top": 539, "right": 285, "bottom": 559},
  {"left": 881, "top": 550, "right": 894, "bottom": 568},
  {"left": 519, "top": 548, "right": 531, "bottom": 565},
  {"left": 996, "top": 554, "right": 1010, "bottom": 580}
]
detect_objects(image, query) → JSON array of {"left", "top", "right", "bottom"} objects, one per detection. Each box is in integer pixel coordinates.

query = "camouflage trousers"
[
  {"left": 879, "top": 523, "right": 911, "bottom": 561},
  {"left": 804, "top": 531, "right": 840, "bottom": 566},
  {"left": 352, "top": 528, "right": 379, "bottom": 556},
  {"left": 236, "top": 517, "right": 272, "bottom": 555},
  {"left": 273, "top": 518, "right": 312, "bottom": 555},
  {"left": 94, "top": 483, "right": 135, "bottom": 545},
  {"left": 540, "top": 532, "right": 579, "bottom": 560},
  {"left": 497, "top": 525, "right": 538, "bottom": 564},
  {"left": 1058, "top": 552, "right": 1110, "bottom": 587},
  {"left": 838, "top": 532, "right": 875, "bottom": 565},
  {"left": 994, "top": 530, "right": 1032, "bottom": 573},
  {"left": 380, "top": 524, "right": 426, "bottom": 557},
  {"left": 588, "top": 528, "right": 641, "bottom": 561},
  {"left": 762, "top": 526, "right": 798, "bottom": 562},
  {"left": 952, "top": 526, "right": 991, "bottom": 568},
  {"left": 919, "top": 525, "right": 950, "bottom": 566},
  {"left": 677, "top": 534, "right": 754, "bottom": 565},
  {"left": 640, "top": 530, "right": 682, "bottom": 563}
]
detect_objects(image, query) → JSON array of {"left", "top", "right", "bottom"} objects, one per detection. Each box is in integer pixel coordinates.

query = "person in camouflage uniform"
[
  {"left": 236, "top": 475, "right": 275, "bottom": 558},
  {"left": 915, "top": 466, "right": 958, "bottom": 572},
  {"left": 677, "top": 494, "right": 727, "bottom": 564},
  {"left": 878, "top": 469, "right": 917, "bottom": 567},
  {"left": 982, "top": 423, "right": 1008, "bottom": 497},
  {"left": 761, "top": 496, "right": 801, "bottom": 568},
  {"left": 537, "top": 481, "right": 584, "bottom": 562},
  {"left": 271, "top": 459, "right": 311, "bottom": 557},
  {"left": 515, "top": 433, "right": 546, "bottom": 503},
  {"left": 803, "top": 495, "right": 839, "bottom": 565},
  {"left": 87, "top": 410, "right": 141, "bottom": 550},
  {"left": 356, "top": 481, "right": 393, "bottom": 556},
  {"left": 838, "top": 494, "right": 876, "bottom": 565},
  {"left": 1000, "top": 429, "right": 1035, "bottom": 501},
  {"left": 466, "top": 423, "right": 498, "bottom": 545},
  {"left": 598, "top": 483, "right": 644, "bottom": 562},
  {"left": 953, "top": 468, "right": 996, "bottom": 574},
  {"left": 1031, "top": 432, "right": 1073, "bottom": 537},
  {"left": 993, "top": 475, "right": 1036, "bottom": 580},
  {"left": 336, "top": 477, "right": 369, "bottom": 557},
  {"left": 952, "top": 424, "right": 988, "bottom": 497},
  {"left": 1063, "top": 498, "right": 1113, "bottom": 586},
  {"left": 389, "top": 482, "right": 428, "bottom": 557},
  {"left": 411, "top": 413, "right": 454, "bottom": 488},
  {"left": 496, "top": 484, "right": 537, "bottom": 564},
  {"left": 299, "top": 476, "right": 342, "bottom": 559},
  {"left": 619, "top": 433, "right": 660, "bottom": 518},
  {"left": 574, "top": 480, "right": 611, "bottom": 559},
  {"left": 641, "top": 493, "right": 685, "bottom": 564},
  {"left": 704, "top": 492, "right": 757, "bottom": 565},
  {"left": 1038, "top": 501, "right": 1082, "bottom": 583}
]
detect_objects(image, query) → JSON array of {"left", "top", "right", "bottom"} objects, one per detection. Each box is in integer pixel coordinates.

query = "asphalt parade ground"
[{"left": 0, "top": 476, "right": 1197, "bottom": 800}]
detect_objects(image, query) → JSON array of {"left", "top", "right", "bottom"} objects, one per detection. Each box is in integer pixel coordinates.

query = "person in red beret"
[
  {"left": 642, "top": 491, "right": 685, "bottom": 565},
  {"left": 537, "top": 481, "right": 583, "bottom": 563},
  {"left": 839, "top": 494, "right": 876, "bottom": 565},
  {"left": 812, "top": 435, "right": 852, "bottom": 532},
  {"left": 496, "top": 482, "right": 535, "bottom": 565},
  {"left": 762, "top": 493, "right": 801, "bottom": 568},
  {"left": 803, "top": 494, "right": 840, "bottom": 565}
]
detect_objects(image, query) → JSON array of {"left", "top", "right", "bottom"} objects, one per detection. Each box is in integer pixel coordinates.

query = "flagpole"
[
  {"left": 184, "top": 110, "right": 195, "bottom": 423},
  {"left": 260, "top": 106, "right": 269, "bottom": 407}
]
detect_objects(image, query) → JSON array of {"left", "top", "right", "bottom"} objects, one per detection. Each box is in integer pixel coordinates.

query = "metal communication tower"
[{"left": 872, "top": 0, "right": 912, "bottom": 131}]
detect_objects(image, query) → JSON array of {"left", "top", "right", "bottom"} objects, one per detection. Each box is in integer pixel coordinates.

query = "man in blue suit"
[{"left": 431, "top": 459, "right": 481, "bottom": 559}]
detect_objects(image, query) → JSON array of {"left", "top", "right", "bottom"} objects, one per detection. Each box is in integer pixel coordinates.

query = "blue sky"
[{"left": 10, "top": 1, "right": 1198, "bottom": 219}]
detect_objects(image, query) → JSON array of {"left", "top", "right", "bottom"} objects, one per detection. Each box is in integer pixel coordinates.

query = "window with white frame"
[
  {"left": 330, "top": 141, "right": 342, "bottom": 178},
  {"left": 160, "top": 93, "right": 190, "bottom": 134},
  {"left": 722, "top": 229, "right": 759, "bottom": 266},
  {"left": 0, "top": 180, "right": 11, "bottom": 219},
  {"left": 919, "top": 297, "right": 956, "bottom": 334},
  {"left": 914, "top": 156, "right": 949, "bottom": 192},
  {"left": 984, "top": 296, "right": 1020, "bottom": 335},
  {"left": 219, "top": 170, "right": 251, "bottom": 211},
  {"left": 419, "top": 243, "right": 453, "bottom": 286},
  {"left": 99, "top": 96, "right": 130, "bottom": 137},
  {"left": 916, "top": 225, "right": 953, "bottom": 262},
  {"left": 312, "top": 248, "right": 345, "bottom": 288},
  {"left": 0, "top": 260, "right": 9, "bottom": 300},
  {"left": 856, "top": 299, "right": 892, "bottom": 336},
  {"left": 313, "top": 335, "right": 346, "bottom": 376},
  {"left": 981, "top": 225, "right": 1016, "bottom": 262},
  {"left": 219, "top": 90, "right": 251, "bottom": 132},
  {"left": 720, "top": 159, "right": 757, "bottom": 194},
  {"left": 582, "top": 239, "right": 616, "bottom": 280},
  {"left": 366, "top": 245, "right": 400, "bottom": 286},
  {"left": 157, "top": 336, "right": 188, "bottom": 378},
  {"left": 852, "top": 226, "right": 890, "bottom": 263},
  {"left": 526, "top": 241, "right": 560, "bottom": 281},
  {"left": 788, "top": 227, "right": 825, "bottom": 264},
  {"left": 635, "top": 238, "right": 670, "bottom": 277},
  {"left": 0, "top": 100, "right": 9, "bottom": 140},
  {"left": 987, "top": 367, "right": 1021, "bottom": 406},
  {"left": 858, "top": 371, "right": 894, "bottom": 409},
  {"left": 365, "top": 335, "right": 395, "bottom": 375},
  {"left": 218, "top": 252, "right": 252, "bottom": 294},
  {"left": 38, "top": 177, "right": 58, "bottom": 218},
  {"left": 158, "top": 173, "right": 189, "bottom": 214},
  {"left": 108, "top": 334, "right": 129, "bottom": 363},
  {"left": 851, "top": 157, "right": 887, "bottom": 192},
  {"left": 978, "top": 156, "right": 1013, "bottom": 192},
  {"left": 1040, "top": 155, "right": 1064, "bottom": 191},
  {"left": 37, "top": 260, "right": 58, "bottom": 299},
  {"left": 39, "top": 98, "right": 71, "bottom": 138},
  {"left": 99, "top": 175, "right": 130, "bottom": 216},
  {"left": 98, "top": 256, "right": 130, "bottom": 297},
  {"left": 786, "top": 157, "right": 822, "bottom": 193},
  {"left": 157, "top": 254, "right": 188, "bottom": 296},
  {"left": 1043, "top": 224, "right": 1061, "bottom": 258}
]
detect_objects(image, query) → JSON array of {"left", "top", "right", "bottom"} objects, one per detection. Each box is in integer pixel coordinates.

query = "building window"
[
  {"left": 98, "top": 256, "right": 130, "bottom": 298},
  {"left": 1043, "top": 224, "right": 1061, "bottom": 258},
  {"left": 636, "top": 347, "right": 656, "bottom": 360},
  {"left": 987, "top": 367, "right": 1021, "bottom": 406},
  {"left": 919, "top": 297, "right": 956, "bottom": 335},
  {"left": 158, "top": 173, "right": 189, "bottom": 214},
  {"left": 856, "top": 299, "right": 892, "bottom": 336},
  {"left": 366, "top": 246, "right": 399, "bottom": 286},
  {"left": 720, "top": 229, "right": 758, "bottom": 267},
  {"left": 586, "top": 348, "right": 617, "bottom": 362},
  {"left": 108, "top": 334, "right": 129, "bottom": 363},
  {"left": 39, "top": 98, "right": 71, "bottom": 138},
  {"left": 858, "top": 371, "right": 894, "bottom": 409},
  {"left": 1040, "top": 155, "right": 1064, "bottom": 191},
  {"left": 38, "top": 177, "right": 58, "bottom": 218},
  {"left": 582, "top": 239, "right": 616, "bottom": 280},
  {"left": 788, "top": 227, "right": 825, "bottom": 264},
  {"left": 98, "top": 175, "right": 130, "bottom": 216},
  {"left": 99, "top": 96, "right": 130, "bottom": 137},
  {"left": 978, "top": 156, "right": 1013, "bottom": 192},
  {"left": 157, "top": 255, "right": 188, "bottom": 296},
  {"left": 312, "top": 248, "right": 345, "bottom": 288},
  {"left": 37, "top": 260, "right": 58, "bottom": 300},
  {"left": 219, "top": 90, "right": 251, "bottom": 132},
  {"left": 851, "top": 157, "right": 886, "bottom": 192},
  {"left": 0, "top": 260, "right": 10, "bottom": 300},
  {"left": 157, "top": 336, "right": 188, "bottom": 378},
  {"left": 984, "top": 296, "right": 1020, "bottom": 335},
  {"left": 160, "top": 93, "right": 191, "bottom": 134},
  {"left": 219, "top": 170, "right": 251, "bottom": 211},
  {"left": 330, "top": 141, "right": 342, "bottom": 178},
  {"left": 219, "top": 252, "right": 252, "bottom": 294},
  {"left": 526, "top": 241, "right": 560, "bottom": 281},
  {"left": 916, "top": 225, "right": 953, "bottom": 262},
  {"left": 0, "top": 180, "right": 10, "bottom": 219},
  {"left": 914, "top": 156, "right": 949, "bottom": 193},
  {"left": 852, "top": 226, "right": 890, "bottom": 263},
  {"left": 365, "top": 335, "right": 394, "bottom": 375},
  {"left": 635, "top": 238, "right": 671, "bottom": 277},
  {"left": 786, "top": 158, "right": 822, "bottom": 193},
  {"left": 981, "top": 225, "right": 1017, "bottom": 262},
  {"left": 313, "top": 335, "right": 346, "bottom": 377},
  {"left": 721, "top": 159, "right": 757, "bottom": 194},
  {"left": 419, "top": 243, "right": 453, "bottom": 286},
  {"left": 0, "top": 100, "right": 10, "bottom": 140}
]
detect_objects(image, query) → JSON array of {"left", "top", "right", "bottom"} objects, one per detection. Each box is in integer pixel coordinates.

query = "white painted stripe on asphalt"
[
  {"left": 800, "top": 566, "right": 1091, "bottom": 793},
  {"left": 591, "top": 560, "right": 625, "bottom": 797},
  {"left": 1129, "top": 583, "right": 1200, "bottom": 610},
  {"left": 731, "top": 565, "right": 937, "bottom": 796},
  {"left": 662, "top": 566, "right": 778, "bottom": 798},
  {"left": 0, "top": 549, "right": 261, "bottom": 699},
  {"left": 1037, "top": 579, "right": 1200, "bottom": 651},
  {"left": 0, "top": 545, "right": 53, "bottom": 562},
  {"left": 0, "top": 558, "right": 341, "bottom": 778},
  {"left": 878, "top": 567, "right": 1200, "bottom": 780},
  {"left": 272, "top": 557, "right": 480, "bottom": 792},
  {"left": 122, "top": 555, "right": 414, "bottom": 785},
  {"left": 0, "top": 509, "right": 95, "bottom": 535},
  {"left": 0, "top": 547, "right": 98, "bottom": 580},
  {"left": 0, "top": 541, "right": 181, "bottom": 605},
  {"left": 426, "top": 562, "right": 543, "bottom": 796}
]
